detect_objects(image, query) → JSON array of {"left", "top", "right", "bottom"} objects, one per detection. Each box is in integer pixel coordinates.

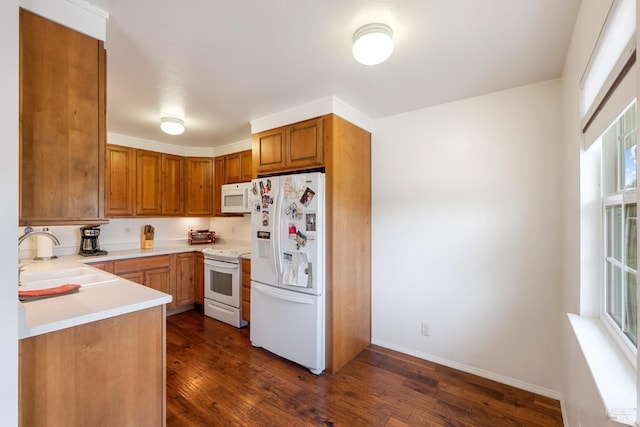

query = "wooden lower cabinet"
[
  {"left": 241, "top": 258, "right": 251, "bottom": 323},
  {"left": 176, "top": 252, "right": 195, "bottom": 307},
  {"left": 92, "top": 252, "right": 202, "bottom": 313},
  {"left": 19, "top": 306, "right": 166, "bottom": 427},
  {"left": 112, "top": 255, "right": 175, "bottom": 310},
  {"left": 195, "top": 252, "right": 204, "bottom": 305}
]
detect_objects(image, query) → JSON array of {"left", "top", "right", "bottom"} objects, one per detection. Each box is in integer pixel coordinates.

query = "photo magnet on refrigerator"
[{"left": 300, "top": 187, "right": 316, "bottom": 207}]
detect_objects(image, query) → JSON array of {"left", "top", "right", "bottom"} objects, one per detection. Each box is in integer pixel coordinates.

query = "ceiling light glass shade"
[
  {"left": 160, "top": 117, "right": 185, "bottom": 135},
  {"left": 352, "top": 23, "right": 394, "bottom": 66}
]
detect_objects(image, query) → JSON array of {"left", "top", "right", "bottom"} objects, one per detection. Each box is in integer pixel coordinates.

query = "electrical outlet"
[{"left": 421, "top": 322, "right": 430, "bottom": 337}]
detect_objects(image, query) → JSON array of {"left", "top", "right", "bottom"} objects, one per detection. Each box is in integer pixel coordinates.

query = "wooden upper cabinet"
[
  {"left": 213, "top": 156, "right": 225, "bottom": 217},
  {"left": 225, "top": 152, "right": 242, "bottom": 184},
  {"left": 253, "top": 117, "right": 324, "bottom": 176},
  {"left": 106, "top": 145, "right": 135, "bottom": 217},
  {"left": 285, "top": 117, "right": 323, "bottom": 169},
  {"left": 213, "top": 149, "right": 252, "bottom": 217},
  {"left": 19, "top": 9, "right": 107, "bottom": 225},
  {"left": 225, "top": 149, "right": 253, "bottom": 184},
  {"left": 184, "top": 157, "right": 213, "bottom": 216},
  {"left": 253, "top": 127, "right": 285, "bottom": 174},
  {"left": 162, "top": 154, "right": 184, "bottom": 215},
  {"left": 106, "top": 144, "right": 213, "bottom": 218},
  {"left": 136, "top": 150, "right": 162, "bottom": 216},
  {"left": 241, "top": 150, "right": 253, "bottom": 181}
]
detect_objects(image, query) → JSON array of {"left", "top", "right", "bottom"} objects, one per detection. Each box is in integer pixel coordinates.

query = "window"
[{"left": 602, "top": 100, "right": 637, "bottom": 349}]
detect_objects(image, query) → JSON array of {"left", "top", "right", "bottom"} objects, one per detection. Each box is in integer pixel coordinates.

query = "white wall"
[
  {"left": 0, "top": 1, "right": 19, "bottom": 425},
  {"left": 560, "top": 0, "right": 626, "bottom": 426},
  {"left": 371, "top": 79, "right": 564, "bottom": 396}
]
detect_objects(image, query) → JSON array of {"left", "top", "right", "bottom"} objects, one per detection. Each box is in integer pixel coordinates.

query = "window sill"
[{"left": 568, "top": 313, "right": 636, "bottom": 426}]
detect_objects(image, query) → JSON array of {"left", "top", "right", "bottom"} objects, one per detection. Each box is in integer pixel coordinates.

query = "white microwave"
[{"left": 221, "top": 182, "right": 252, "bottom": 213}]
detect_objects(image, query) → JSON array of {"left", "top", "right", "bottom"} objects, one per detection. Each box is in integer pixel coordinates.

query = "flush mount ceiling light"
[
  {"left": 352, "top": 23, "right": 394, "bottom": 66},
  {"left": 160, "top": 117, "right": 185, "bottom": 135}
]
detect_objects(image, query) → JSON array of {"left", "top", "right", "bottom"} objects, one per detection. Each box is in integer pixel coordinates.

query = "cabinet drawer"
[{"left": 113, "top": 255, "right": 171, "bottom": 275}]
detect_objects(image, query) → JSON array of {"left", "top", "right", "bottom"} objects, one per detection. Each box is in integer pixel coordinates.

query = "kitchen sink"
[{"left": 19, "top": 266, "right": 119, "bottom": 290}]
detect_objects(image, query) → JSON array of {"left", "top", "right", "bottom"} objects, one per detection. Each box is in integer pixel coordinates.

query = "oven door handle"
[{"left": 204, "top": 260, "right": 239, "bottom": 269}]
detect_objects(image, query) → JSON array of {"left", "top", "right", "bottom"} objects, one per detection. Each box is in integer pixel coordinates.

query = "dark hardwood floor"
[{"left": 166, "top": 310, "right": 563, "bottom": 426}]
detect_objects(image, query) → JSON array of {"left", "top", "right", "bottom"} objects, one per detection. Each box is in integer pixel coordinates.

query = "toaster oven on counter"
[{"left": 189, "top": 230, "right": 215, "bottom": 245}]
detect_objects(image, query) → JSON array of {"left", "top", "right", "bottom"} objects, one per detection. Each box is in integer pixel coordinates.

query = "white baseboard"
[{"left": 370, "top": 337, "right": 564, "bottom": 402}]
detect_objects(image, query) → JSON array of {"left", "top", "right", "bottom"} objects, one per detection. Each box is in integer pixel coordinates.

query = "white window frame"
[{"left": 602, "top": 194, "right": 637, "bottom": 360}]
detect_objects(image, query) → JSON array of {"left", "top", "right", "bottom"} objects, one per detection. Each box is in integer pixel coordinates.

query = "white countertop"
[
  {"left": 18, "top": 240, "right": 251, "bottom": 340},
  {"left": 19, "top": 277, "right": 171, "bottom": 339},
  {"left": 73, "top": 239, "right": 250, "bottom": 262}
]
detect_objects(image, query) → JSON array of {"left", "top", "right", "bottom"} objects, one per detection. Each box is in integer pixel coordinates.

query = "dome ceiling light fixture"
[
  {"left": 352, "top": 22, "right": 394, "bottom": 66},
  {"left": 160, "top": 116, "right": 185, "bottom": 135}
]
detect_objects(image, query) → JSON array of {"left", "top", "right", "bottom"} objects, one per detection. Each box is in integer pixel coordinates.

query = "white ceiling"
[{"left": 89, "top": 0, "right": 582, "bottom": 148}]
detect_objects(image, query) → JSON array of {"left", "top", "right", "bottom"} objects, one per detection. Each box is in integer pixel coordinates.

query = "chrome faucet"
[
  {"left": 18, "top": 230, "right": 60, "bottom": 246},
  {"left": 18, "top": 263, "right": 32, "bottom": 286}
]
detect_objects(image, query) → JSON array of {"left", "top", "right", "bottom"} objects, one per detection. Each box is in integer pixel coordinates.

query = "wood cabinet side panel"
[
  {"left": 19, "top": 307, "right": 165, "bottom": 427},
  {"left": 241, "top": 258, "right": 251, "bottom": 322},
  {"left": 324, "top": 114, "right": 372, "bottom": 373},
  {"left": 195, "top": 252, "right": 204, "bottom": 305}
]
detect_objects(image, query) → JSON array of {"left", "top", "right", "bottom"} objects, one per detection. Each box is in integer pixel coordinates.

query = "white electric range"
[{"left": 201, "top": 245, "right": 250, "bottom": 328}]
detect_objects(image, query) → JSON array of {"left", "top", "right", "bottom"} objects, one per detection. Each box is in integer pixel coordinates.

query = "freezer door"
[
  {"left": 250, "top": 176, "right": 280, "bottom": 286},
  {"left": 250, "top": 282, "right": 325, "bottom": 375}
]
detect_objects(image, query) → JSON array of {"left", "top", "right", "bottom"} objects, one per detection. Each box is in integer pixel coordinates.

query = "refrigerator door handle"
[
  {"left": 273, "top": 186, "right": 284, "bottom": 281},
  {"left": 254, "top": 283, "right": 314, "bottom": 305}
]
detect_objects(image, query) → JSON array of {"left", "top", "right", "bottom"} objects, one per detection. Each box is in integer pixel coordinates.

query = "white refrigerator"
[{"left": 250, "top": 172, "right": 325, "bottom": 375}]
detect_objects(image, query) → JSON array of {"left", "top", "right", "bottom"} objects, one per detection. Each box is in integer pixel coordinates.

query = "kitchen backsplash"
[{"left": 18, "top": 215, "right": 251, "bottom": 259}]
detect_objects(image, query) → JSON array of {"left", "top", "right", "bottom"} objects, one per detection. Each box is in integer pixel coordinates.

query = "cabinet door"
[
  {"left": 213, "top": 157, "right": 225, "bottom": 217},
  {"left": 162, "top": 154, "right": 184, "bottom": 215},
  {"left": 185, "top": 157, "right": 213, "bottom": 216},
  {"left": 195, "top": 252, "right": 204, "bottom": 305},
  {"left": 145, "top": 267, "right": 175, "bottom": 309},
  {"left": 106, "top": 145, "right": 136, "bottom": 217},
  {"left": 136, "top": 150, "right": 162, "bottom": 216},
  {"left": 241, "top": 150, "right": 253, "bottom": 181},
  {"left": 19, "top": 9, "right": 106, "bottom": 225},
  {"left": 119, "top": 271, "right": 144, "bottom": 285},
  {"left": 253, "top": 127, "right": 285, "bottom": 174},
  {"left": 285, "top": 117, "right": 324, "bottom": 169},
  {"left": 175, "top": 252, "right": 195, "bottom": 307},
  {"left": 225, "top": 152, "right": 242, "bottom": 184}
]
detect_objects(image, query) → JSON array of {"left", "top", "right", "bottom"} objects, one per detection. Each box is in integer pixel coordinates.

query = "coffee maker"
[{"left": 79, "top": 225, "right": 108, "bottom": 257}]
